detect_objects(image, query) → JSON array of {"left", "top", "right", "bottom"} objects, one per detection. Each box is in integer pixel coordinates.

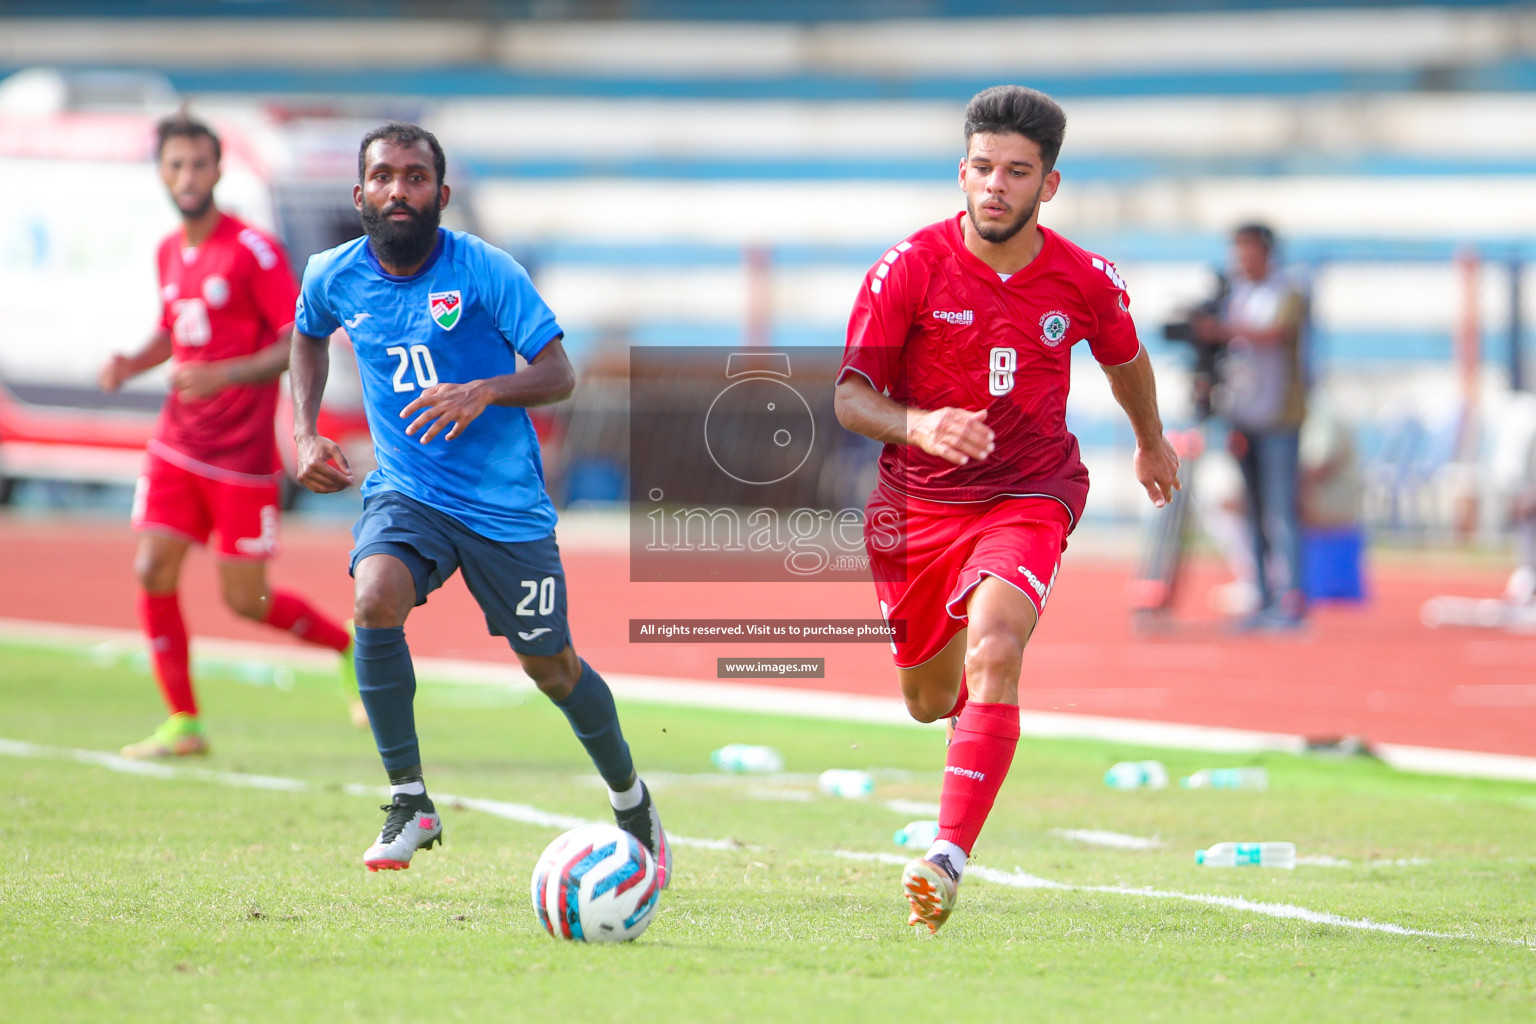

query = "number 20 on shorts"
[
  {"left": 517, "top": 576, "right": 557, "bottom": 617},
  {"left": 988, "top": 346, "right": 1016, "bottom": 396},
  {"left": 388, "top": 344, "right": 439, "bottom": 392}
]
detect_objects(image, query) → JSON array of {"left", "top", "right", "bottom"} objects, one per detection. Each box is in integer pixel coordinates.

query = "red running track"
[{"left": 2, "top": 515, "right": 1533, "bottom": 757}]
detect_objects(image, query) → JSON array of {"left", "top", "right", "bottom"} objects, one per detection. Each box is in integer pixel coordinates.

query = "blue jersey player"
[{"left": 290, "top": 122, "right": 670, "bottom": 881}]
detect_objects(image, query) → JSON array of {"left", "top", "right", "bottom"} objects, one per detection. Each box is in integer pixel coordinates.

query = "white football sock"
[
  {"left": 390, "top": 779, "right": 426, "bottom": 798},
  {"left": 609, "top": 778, "right": 644, "bottom": 811},
  {"left": 924, "top": 839, "right": 968, "bottom": 879}
]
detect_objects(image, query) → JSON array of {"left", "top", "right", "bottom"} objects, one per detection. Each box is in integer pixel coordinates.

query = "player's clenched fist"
[
  {"left": 295, "top": 434, "right": 355, "bottom": 493},
  {"left": 909, "top": 406, "right": 995, "bottom": 466}
]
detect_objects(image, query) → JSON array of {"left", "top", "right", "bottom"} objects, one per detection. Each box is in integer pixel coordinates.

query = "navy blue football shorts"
[{"left": 349, "top": 489, "right": 570, "bottom": 657}]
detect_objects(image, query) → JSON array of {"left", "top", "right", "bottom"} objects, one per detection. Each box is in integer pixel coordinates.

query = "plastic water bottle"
[
  {"left": 1195, "top": 842, "right": 1296, "bottom": 869},
  {"left": 1181, "top": 767, "right": 1269, "bottom": 791},
  {"left": 192, "top": 656, "right": 295, "bottom": 691},
  {"left": 893, "top": 820, "right": 941, "bottom": 849},
  {"left": 85, "top": 641, "right": 133, "bottom": 669},
  {"left": 231, "top": 661, "right": 296, "bottom": 691},
  {"left": 710, "top": 744, "right": 785, "bottom": 774},
  {"left": 1104, "top": 760, "right": 1168, "bottom": 790},
  {"left": 818, "top": 769, "right": 874, "bottom": 799}
]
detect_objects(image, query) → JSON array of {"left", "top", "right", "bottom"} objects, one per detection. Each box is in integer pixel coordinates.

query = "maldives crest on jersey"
[
  {"left": 428, "top": 290, "right": 462, "bottom": 330},
  {"left": 1038, "top": 310, "right": 1071, "bottom": 347}
]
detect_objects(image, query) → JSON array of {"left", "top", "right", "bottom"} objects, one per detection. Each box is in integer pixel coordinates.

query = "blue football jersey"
[{"left": 295, "top": 229, "right": 562, "bottom": 542}]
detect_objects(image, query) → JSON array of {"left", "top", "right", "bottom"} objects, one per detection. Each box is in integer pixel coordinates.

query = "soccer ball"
[{"left": 530, "top": 824, "right": 661, "bottom": 942}]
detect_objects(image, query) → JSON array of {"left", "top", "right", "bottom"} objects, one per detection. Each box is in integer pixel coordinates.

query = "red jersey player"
[
  {"left": 835, "top": 86, "right": 1180, "bottom": 932},
  {"left": 98, "top": 113, "right": 355, "bottom": 758}
]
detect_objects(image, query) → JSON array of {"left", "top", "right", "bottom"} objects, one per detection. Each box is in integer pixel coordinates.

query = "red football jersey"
[
  {"left": 839, "top": 213, "right": 1141, "bottom": 527},
  {"left": 152, "top": 213, "right": 297, "bottom": 479}
]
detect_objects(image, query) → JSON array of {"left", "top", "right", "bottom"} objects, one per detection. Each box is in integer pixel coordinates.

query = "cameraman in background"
[{"left": 1193, "top": 223, "right": 1310, "bottom": 628}]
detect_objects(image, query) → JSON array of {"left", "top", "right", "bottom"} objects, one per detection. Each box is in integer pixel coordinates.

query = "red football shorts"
[
  {"left": 864, "top": 487, "right": 1071, "bottom": 669},
  {"left": 132, "top": 452, "right": 281, "bottom": 561}
]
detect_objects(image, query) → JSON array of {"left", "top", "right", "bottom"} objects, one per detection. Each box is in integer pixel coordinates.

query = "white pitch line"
[
  {"left": 883, "top": 798, "right": 942, "bottom": 817},
  {"left": 612, "top": 771, "right": 822, "bottom": 787},
  {"left": 576, "top": 770, "right": 923, "bottom": 789},
  {"left": 11, "top": 616, "right": 1536, "bottom": 782},
  {"left": 2, "top": 737, "right": 1506, "bottom": 944},
  {"left": 0, "top": 738, "right": 311, "bottom": 792},
  {"left": 344, "top": 782, "right": 745, "bottom": 850},
  {"left": 1050, "top": 828, "right": 1163, "bottom": 850},
  {"left": 977, "top": 869, "right": 1470, "bottom": 940},
  {"left": 748, "top": 787, "right": 816, "bottom": 802},
  {"left": 831, "top": 852, "right": 1478, "bottom": 940},
  {"left": 1293, "top": 856, "right": 1436, "bottom": 868}
]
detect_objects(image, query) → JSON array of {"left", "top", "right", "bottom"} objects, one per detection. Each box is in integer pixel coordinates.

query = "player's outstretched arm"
[
  {"left": 1101, "top": 345, "right": 1180, "bottom": 508},
  {"left": 400, "top": 336, "right": 577, "bottom": 444},
  {"left": 291, "top": 329, "right": 354, "bottom": 493},
  {"left": 169, "top": 330, "right": 294, "bottom": 401},
  {"left": 98, "top": 331, "right": 173, "bottom": 392},
  {"left": 834, "top": 374, "right": 994, "bottom": 466}
]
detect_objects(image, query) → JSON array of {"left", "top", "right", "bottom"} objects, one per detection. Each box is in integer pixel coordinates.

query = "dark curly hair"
[
  {"left": 357, "top": 121, "right": 446, "bottom": 187},
  {"left": 155, "top": 111, "right": 221, "bottom": 163},
  {"left": 963, "top": 85, "right": 1067, "bottom": 171}
]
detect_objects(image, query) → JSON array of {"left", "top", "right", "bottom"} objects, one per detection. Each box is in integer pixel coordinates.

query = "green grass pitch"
[{"left": 3, "top": 641, "right": 1534, "bottom": 1023}]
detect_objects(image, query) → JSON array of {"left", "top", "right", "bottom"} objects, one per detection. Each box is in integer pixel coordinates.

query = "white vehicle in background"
[{"left": 0, "top": 68, "right": 475, "bottom": 505}]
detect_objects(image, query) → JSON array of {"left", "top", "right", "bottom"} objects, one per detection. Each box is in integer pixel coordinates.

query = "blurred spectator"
[
  {"left": 1195, "top": 449, "right": 1261, "bottom": 617},
  {"left": 1300, "top": 402, "right": 1366, "bottom": 602},
  {"left": 1301, "top": 403, "right": 1363, "bottom": 530},
  {"left": 1199, "top": 404, "right": 1364, "bottom": 616},
  {"left": 1491, "top": 390, "right": 1536, "bottom": 604},
  {"left": 1194, "top": 223, "right": 1309, "bottom": 626}
]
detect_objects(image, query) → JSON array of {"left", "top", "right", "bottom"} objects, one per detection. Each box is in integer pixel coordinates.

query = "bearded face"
[
  {"left": 965, "top": 181, "right": 1043, "bottom": 245},
  {"left": 359, "top": 191, "right": 442, "bottom": 272},
  {"left": 159, "top": 135, "right": 220, "bottom": 224},
  {"left": 959, "top": 131, "right": 1056, "bottom": 248}
]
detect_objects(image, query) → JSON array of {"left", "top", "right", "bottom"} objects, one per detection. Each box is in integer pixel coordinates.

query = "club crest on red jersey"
[
  {"left": 202, "top": 275, "right": 230, "bottom": 309},
  {"left": 1039, "top": 310, "right": 1071, "bottom": 347},
  {"left": 428, "top": 290, "right": 462, "bottom": 330}
]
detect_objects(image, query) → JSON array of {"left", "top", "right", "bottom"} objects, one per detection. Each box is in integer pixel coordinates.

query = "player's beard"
[
  {"left": 360, "top": 198, "right": 441, "bottom": 270},
  {"left": 175, "top": 190, "right": 215, "bottom": 221},
  {"left": 966, "top": 182, "right": 1043, "bottom": 245}
]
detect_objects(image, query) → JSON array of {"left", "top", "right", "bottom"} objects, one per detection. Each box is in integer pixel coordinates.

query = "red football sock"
[
  {"left": 263, "top": 590, "right": 350, "bottom": 652},
  {"left": 937, "top": 701, "right": 1021, "bottom": 856},
  {"left": 944, "top": 675, "right": 969, "bottom": 720},
  {"left": 138, "top": 591, "right": 196, "bottom": 717}
]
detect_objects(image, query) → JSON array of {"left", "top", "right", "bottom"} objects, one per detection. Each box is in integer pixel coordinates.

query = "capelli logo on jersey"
[
  {"left": 237, "top": 228, "right": 279, "bottom": 271},
  {"left": 931, "top": 309, "right": 974, "bottom": 326}
]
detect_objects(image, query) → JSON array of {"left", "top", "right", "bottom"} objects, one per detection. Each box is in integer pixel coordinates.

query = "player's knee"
[
  {"left": 133, "top": 555, "right": 177, "bottom": 594},
  {"left": 964, "top": 631, "right": 1025, "bottom": 693},
  {"left": 353, "top": 584, "right": 411, "bottom": 629},
  {"left": 222, "top": 587, "right": 268, "bottom": 622},
  {"left": 903, "top": 693, "right": 950, "bottom": 724},
  {"left": 521, "top": 648, "right": 581, "bottom": 699}
]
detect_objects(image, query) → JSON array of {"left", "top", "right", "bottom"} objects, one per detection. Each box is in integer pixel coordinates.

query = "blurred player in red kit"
[
  {"left": 836, "top": 86, "right": 1180, "bottom": 932},
  {"left": 99, "top": 112, "right": 355, "bottom": 758}
]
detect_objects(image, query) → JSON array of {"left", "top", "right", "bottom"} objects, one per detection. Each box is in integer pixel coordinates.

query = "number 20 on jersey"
[{"left": 388, "top": 344, "right": 439, "bottom": 392}]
